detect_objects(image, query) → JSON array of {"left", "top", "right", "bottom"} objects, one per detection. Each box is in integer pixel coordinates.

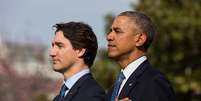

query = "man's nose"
[
  {"left": 107, "top": 32, "right": 115, "bottom": 41},
  {"left": 49, "top": 47, "right": 56, "bottom": 57}
]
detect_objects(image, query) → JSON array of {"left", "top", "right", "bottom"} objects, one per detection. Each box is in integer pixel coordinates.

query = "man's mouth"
[
  {"left": 52, "top": 59, "right": 59, "bottom": 64},
  {"left": 108, "top": 44, "right": 116, "bottom": 47}
]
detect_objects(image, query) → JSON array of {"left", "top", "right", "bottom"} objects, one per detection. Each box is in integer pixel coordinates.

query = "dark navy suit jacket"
[
  {"left": 106, "top": 60, "right": 176, "bottom": 101},
  {"left": 53, "top": 73, "right": 105, "bottom": 101}
]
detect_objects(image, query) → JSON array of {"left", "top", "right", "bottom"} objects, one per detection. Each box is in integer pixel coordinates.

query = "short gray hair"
[{"left": 118, "top": 11, "right": 156, "bottom": 51}]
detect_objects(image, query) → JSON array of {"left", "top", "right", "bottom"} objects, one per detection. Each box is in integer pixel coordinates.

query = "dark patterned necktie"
[
  {"left": 59, "top": 84, "right": 68, "bottom": 100},
  {"left": 110, "top": 72, "right": 125, "bottom": 101}
]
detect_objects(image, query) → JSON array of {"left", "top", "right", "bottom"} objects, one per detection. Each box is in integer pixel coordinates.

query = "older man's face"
[{"left": 107, "top": 16, "right": 139, "bottom": 60}]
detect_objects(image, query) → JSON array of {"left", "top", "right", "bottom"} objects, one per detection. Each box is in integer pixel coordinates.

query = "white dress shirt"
[{"left": 118, "top": 56, "right": 147, "bottom": 96}]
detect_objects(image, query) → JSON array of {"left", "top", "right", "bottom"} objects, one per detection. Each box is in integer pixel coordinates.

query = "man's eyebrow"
[{"left": 52, "top": 41, "right": 64, "bottom": 45}]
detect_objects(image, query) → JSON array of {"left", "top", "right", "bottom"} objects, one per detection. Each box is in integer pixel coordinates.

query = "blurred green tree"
[
  {"left": 92, "top": 49, "right": 119, "bottom": 90},
  {"left": 34, "top": 94, "right": 50, "bottom": 101},
  {"left": 134, "top": 0, "right": 201, "bottom": 101}
]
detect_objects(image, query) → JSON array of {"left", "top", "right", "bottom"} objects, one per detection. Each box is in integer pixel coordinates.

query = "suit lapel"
[
  {"left": 63, "top": 73, "right": 91, "bottom": 101},
  {"left": 118, "top": 60, "right": 150, "bottom": 99}
]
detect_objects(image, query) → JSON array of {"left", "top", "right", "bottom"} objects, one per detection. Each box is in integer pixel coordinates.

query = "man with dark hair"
[
  {"left": 106, "top": 11, "right": 175, "bottom": 101},
  {"left": 50, "top": 22, "right": 105, "bottom": 101}
]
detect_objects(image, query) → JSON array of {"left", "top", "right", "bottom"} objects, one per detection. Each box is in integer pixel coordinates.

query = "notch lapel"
[{"left": 118, "top": 60, "right": 150, "bottom": 99}]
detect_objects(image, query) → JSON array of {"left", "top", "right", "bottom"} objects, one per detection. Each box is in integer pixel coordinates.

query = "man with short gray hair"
[{"left": 106, "top": 11, "right": 175, "bottom": 101}]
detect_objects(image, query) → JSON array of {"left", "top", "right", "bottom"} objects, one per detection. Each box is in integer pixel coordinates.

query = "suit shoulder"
[
  {"left": 81, "top": 75, "right": 104, "bottom": 91},
  {"left": 77, "top": 75, "right": 105, "bottom": 101},
  {"left": 139, "top": 66, "right": 176, "bottom": 101},
  {"left": 141, "top": 65, "right": 168, "bottom": 82}
]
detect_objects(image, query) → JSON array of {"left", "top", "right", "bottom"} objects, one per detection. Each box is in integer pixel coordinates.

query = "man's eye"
[
  {"left": 115, "top": 29, "right": 122, "bottom": 33},
  {"left": 56, "top": 43, "right": 64, "bottom": 48},
  {"left": 113, "top": 27, "right": 123, "bottom": 33},
  {"left": 58, "top": 45, "right": 63, "bottom": 48}
]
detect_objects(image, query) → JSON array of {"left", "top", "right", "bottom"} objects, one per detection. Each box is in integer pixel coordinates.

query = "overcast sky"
[{"left": 0, "top": 0, "right": 135, "bottom": 48}]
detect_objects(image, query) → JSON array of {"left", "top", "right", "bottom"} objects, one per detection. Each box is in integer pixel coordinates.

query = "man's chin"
[
  {"left": 53, "top": 67, "right": 68, "bottom": 73},
  {"left": 108, "top": 53, "right": 122, "bottom": 61},
  {"left": 108, "top": 53, "right": 117, "bottom": 58}
]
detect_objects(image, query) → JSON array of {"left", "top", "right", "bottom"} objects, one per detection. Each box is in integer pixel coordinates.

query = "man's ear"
[
  {"left": 75, "top": 48, "right": 86, "bottom": 57},
  {"left": 135, "top": 33, "right": 147, "bottom": 47}
]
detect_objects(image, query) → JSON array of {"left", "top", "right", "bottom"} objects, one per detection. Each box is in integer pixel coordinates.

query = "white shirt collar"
[
  {"left": 63, "top": 68, "right": 90, "bottom": 90},
  {"left": 121, "top": 56, "right": 147, "bottom": 79}
]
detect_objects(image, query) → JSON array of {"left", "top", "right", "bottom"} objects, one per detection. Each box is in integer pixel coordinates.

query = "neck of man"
[
  {"left": 63, "top": 61, "right": 88, "bottom": 80},
  {"left": 117, "top": 50, "right": 146, "bottom": 69}
]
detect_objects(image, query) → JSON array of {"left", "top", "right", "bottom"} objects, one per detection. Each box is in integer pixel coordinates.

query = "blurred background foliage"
[
  {"left": 92, "top": 0, "right": 201, "bottom": 101},
  {"left": 0, "top": 0, "right": 201, "bottom": 101}
]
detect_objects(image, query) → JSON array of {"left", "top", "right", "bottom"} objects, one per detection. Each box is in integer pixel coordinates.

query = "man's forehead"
[
  {"left": 113, "top": 16, "right": 131, "bottom": 25},
  {"left": 114, "top": 16, "right": 137, "bottom": 27},
  {"left": 52, "top": 32, "right": 67, "bottom": 43},
  {"left": 55, "top": 31, "right": 66, "bottom": 38}
]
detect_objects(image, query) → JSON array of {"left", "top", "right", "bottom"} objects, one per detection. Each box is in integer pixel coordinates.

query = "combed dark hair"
[
  {"left": 119, "top": 11, "right": 156, "bottom": 51},
  {"left": 53, "top": 22, "right": 98, "bottom": 67}
]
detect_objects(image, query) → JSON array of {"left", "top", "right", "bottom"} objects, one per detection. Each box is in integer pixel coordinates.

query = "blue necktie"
[
  {"left": 111, "top": 72, "right": 125, "bottom": 101},
  {"left": 59, "top": 84, "right": 68, "bottom": 100}
]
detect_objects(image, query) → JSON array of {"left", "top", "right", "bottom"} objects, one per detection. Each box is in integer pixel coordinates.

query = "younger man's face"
[{"left": 49, "top": 31, "right": 77, "bottom": 73}]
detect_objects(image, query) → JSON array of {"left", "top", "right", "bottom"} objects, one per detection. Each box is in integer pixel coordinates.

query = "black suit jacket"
[
  {"left": 54, "top": 73, "right": 105, "bottom": 101},
  {"left": 106, "top": 60, "right": 175, "bottom": 101}
]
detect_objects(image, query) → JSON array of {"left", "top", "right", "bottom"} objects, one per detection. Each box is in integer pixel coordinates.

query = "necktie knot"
[
  {"left": 111, "top": 72, "right": 125, "bottom": 101},
  {"left": 117, "top": 72, "right": 125, "bottom": 82}
]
